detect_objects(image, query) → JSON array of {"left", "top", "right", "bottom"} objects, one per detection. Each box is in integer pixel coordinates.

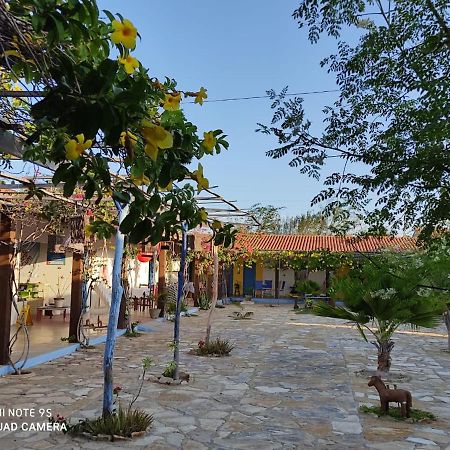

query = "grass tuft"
[
  {"left": 359, "top": 405, "right": 437, "bottom": 422},
  {"left": 124, "top": 330, "right": 140, "bottom": 338},
  {"left": 196, "top": 338, "right": 234, "bottom": 356},
  {"left": 68, "top": 406, "right": 153, "bottom": 437}
]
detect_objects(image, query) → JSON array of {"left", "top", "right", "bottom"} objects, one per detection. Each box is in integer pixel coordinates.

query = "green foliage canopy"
[
  {"left": 315, "top": 251, "right": 447, "bottom": 346},
  {"left": 259, "top": 1, "right": 450, "bottom": 241},
  {"left": 0, "top": 0, "right": 234, "bottom": 246}
]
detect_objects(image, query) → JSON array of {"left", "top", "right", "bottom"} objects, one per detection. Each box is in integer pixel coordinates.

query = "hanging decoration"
[{"left": 137, "top": 253, "right": 151, "bottom": 263}]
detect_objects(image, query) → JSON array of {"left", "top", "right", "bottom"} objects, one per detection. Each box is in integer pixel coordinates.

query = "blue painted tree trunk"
[
  {"left": 102, "top": 202, "right": 128, "bottom": 417},
  {"left": 173, "top": 224, "right": 187, "bottom": 381}
]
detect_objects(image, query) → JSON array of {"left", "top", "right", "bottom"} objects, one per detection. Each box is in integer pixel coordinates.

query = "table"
[{"left": 36, "top": 305, "right": 69, "bottom": 321}]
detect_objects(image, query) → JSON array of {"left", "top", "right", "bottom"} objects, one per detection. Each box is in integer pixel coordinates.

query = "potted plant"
[
  {"left": 47, "top": 268, "right": 70, "bottom": 307},
  {"left": 149, "top": 293, "right": 161, "bottom": 319}
]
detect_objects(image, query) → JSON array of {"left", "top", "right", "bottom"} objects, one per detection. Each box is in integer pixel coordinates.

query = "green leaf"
[
  {"left": 128, "top": 219, "right": 151, "bottom": 244},
  {"left": 52, "top": 164, "right": 70, "bottom": 185},
  {"left": 112, "top": 190, "right": 130, "bottom": 204},
  {"left": 102, "top": 9, "right": 115, "bottom": 23},
  {"left": 147, "top": 194, "right": 161, "bottom": 214},
  {"left": 120, "top": 211, "right": 139, "bottom": 234},
  {"left": 63, "top": 177, "right": 77, "bottom": 197}
]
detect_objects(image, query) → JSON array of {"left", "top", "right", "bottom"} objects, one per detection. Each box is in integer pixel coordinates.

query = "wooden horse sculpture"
[{"left": 368, "top": 375, "right": 412, "bottom": 418}]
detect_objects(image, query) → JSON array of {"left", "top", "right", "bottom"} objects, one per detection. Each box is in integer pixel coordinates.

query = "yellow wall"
[
  {"left": 255, "top": 260, "right": 263, "bottom": 282},
  {"left": 232, "top": 258, "right": 244, "bottom": 294}
]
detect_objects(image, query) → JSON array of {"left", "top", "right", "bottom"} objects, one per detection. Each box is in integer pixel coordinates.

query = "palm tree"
[{"left": 315, "top": 254, "right": 443, "bottom": 373}]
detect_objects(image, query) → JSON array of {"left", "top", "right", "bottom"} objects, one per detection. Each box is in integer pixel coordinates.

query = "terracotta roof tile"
[{"left": 235, "top": 233, "right": 417, "bottom": 253}]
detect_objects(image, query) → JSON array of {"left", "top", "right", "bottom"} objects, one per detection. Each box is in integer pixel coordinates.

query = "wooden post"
[
  {"left": 0, "top": 212, "right": 13, "bottom": 365},
  {"left": 192, "top": 259, "right": 199, "bottom": 306},
  {"left": 157, "top": 248, "right": 166, "bottom": 317},
  {"left": 69, "top": 251, "right": 83, "bottom": 339},
  {"left": 205, "top": 250, "right": 219, "bottom": 344},
  {"left": 275, "top": 265, "right": 280, "bottom": 299}
]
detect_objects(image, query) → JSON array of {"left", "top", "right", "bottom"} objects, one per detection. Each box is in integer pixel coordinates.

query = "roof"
[{"left": 234, "top": 233, "right": 417, "bottom": 253}]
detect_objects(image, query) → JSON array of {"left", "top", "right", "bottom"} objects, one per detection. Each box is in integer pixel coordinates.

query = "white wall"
[
  {"left": 260, "top": 267, "right": 327, "bottom": 296},
  {"left": 308, "top": 271, "right": 327, "bottom": 290}
]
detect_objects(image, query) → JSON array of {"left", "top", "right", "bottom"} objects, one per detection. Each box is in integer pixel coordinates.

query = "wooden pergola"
[{"left": 0, "top": 131, "right": 259, "bottom": 366}]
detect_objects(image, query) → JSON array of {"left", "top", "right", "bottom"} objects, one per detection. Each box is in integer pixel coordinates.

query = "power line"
[
  {"left": 186, "top": 89, "right": 340, "bottom": 104},
  {"left": 1, "top": 88, "right": 340, "bottom": 104}
]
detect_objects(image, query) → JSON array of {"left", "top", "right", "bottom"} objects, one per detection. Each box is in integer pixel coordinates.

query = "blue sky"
[{"left": 101, "top": 1, "right": 346, "bottom": 217}]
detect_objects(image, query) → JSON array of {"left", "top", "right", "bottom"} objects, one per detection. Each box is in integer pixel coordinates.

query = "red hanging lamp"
[{"left": 137, "top": 253, "right": 151, "bottom": 263}]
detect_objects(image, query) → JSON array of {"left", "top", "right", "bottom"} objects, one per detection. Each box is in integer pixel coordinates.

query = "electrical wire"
[{"left": 185, "top": 89, "right": 340, "bottom": 104}]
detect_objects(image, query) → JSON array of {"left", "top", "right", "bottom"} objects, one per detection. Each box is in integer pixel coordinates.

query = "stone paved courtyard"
[{"left": 0, "top": 305, "right": 449, "bottom": 449}]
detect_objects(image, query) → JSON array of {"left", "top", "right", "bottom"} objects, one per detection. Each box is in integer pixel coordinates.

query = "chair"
[
  {"left": 253, "top": 281, "right": 263, "bottom": 298},
  {"left": 262, "top": 280, "right": 273, "bottom": 297}
]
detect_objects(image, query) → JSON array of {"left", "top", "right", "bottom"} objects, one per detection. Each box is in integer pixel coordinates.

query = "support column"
[
  {"left": 69, "top": 251, "right": 83, "bottom": 340},
  {"left": 205, "top": 250, "right": 219, "bottom": 344},
  {"left": 117, "top": 251, "right": 129, "bottom": 330},
  {"left": 275, "top": 266, "right": 280, "bottom": 299},
  {"left": 0, "top": 213, "right": 14, "bottom": 365},
  {"left": 173, "top": 224, "right": 187, "bottom": 380},
  {"left": 157, "top": 248, "right": 166, "bottom": 317}
]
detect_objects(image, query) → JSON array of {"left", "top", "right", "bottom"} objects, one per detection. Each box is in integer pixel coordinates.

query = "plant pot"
[
  {"left": 54, "top": 297, "right": 65, "bottom": 307},
  {"left": 149, "top": 308, "right": 161, "bottom": 319}
]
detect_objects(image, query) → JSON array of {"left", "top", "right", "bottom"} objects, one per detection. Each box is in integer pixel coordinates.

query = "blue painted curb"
[
  {"left": 136, "top": 324, "right": 154, "bottom": 333},
  {"left": 0, "top": 324, "right": 154, "bottom": 377}
]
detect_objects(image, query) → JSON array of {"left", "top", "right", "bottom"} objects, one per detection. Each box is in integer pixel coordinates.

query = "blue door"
[{"left": 243, "top": 264, "right": 256, "bottom": 295}]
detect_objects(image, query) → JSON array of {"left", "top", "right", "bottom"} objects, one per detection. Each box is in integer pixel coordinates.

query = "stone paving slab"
[{"left": 0, "top": 305, "right": 449, "bottom": 449}]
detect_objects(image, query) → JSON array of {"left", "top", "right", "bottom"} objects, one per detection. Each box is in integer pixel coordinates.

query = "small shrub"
[
  {"left": 166, "top": 300, "right": 188, "bottom": 315},
  {"left": 293, "top": 279, "right": 321, "bottom": 295},
  {"left": 124, "top": 322, "right": 140, "bottom": 337},
  {"left": 359, "top": 405, "right": 437, "bottom": 422},
  {"left": 196, "top": 338, "right": 234, "bottom": 356},
  {"left": 124, "top": 322, "right": 140, "bottom": 338},
  {"left": 231, "top": 311, "right": 253, "bottom": 320},
  {"left": 67, "top": 406, "right": 153, "bottom": 437},
  {"left": 162, "top": 360, "right": 177, "bottom": 378},
  {"left": 198, "top": 292, "right": 212, "bottom": 310}
]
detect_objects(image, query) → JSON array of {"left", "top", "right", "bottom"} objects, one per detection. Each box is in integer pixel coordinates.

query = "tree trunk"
[
  {"left": 102, "top": 203, "right": 128, "bottom": 417},
  {"left": 69, "top": 251, "right": 83, "bottom": 340},
  {"left": 444, "top": 309, "right": 450, "bottom": 351},
  {"left": 0, "top": 212, "right": 13, "bottom": 365},
  {"left": 173, "top": 224, "right": 187, "bottom": 381},
  {"left": 375, "top": 340, "right": 395, "bottom": 374},
  {"left": 157, "top": 249, "right": 167, "bottom": 317}
]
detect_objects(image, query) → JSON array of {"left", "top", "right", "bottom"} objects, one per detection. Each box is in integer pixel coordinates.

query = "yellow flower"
[
  {"left": 141, "top": 124, "right": 173, "bottom": 161},
  {"left": 163, "top": 92, "right": 181, "bottom": 111},
  {"left": 65, "top": 134, "right": 92, "bottom": 161},
  {"left": 131, "top": 173, "right": 150, "bottom": 186},
  {"left": 211, "top": 219, "right": 222, "bottom": 230},
  {"left": 111, "top": 19, "right": 137, "bottom": 49},
  {"left": 118, "top": 55, "right": 139, "bottom": 74},
  {"left": 191, "top": 162, "right": 209, "bottom": 193},
  {"left": 119, "top": 130, "right": 138, "bottom": 149},
  {"left": 194, "top": 87, "right": 207, "bottom": 105},
  {"left": 202, "top": 131, "right": 216, "bottom": 153}
]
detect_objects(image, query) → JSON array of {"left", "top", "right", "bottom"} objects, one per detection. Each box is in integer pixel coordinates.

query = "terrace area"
[{"left": 1, "top": 305, "right": 449, "bottom": 449}]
